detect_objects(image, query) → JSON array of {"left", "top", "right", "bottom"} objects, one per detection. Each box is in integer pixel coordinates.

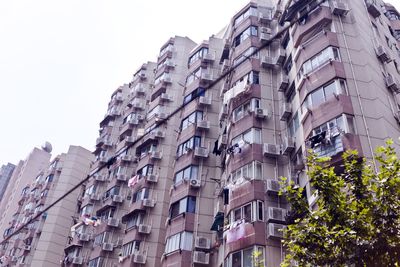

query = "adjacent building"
[
  {"left": 63, "top": 0, "right": 400, "bottom": 267},
  {"left": 0, "top": 145, "right": 93, "bottom": 267},
  {"left": 0, "top": 163, "right": 16, "bottom": 202}
]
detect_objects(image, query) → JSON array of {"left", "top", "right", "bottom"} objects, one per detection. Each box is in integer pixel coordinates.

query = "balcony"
[
  {"left": 193, "top": 147, "right": 209, "bottom": 158},
  {"left": 292, "top": 6, "right": 333, "bottom": 48},
  {"left": 134, "top": 84, "right": 146, "bottom": 95},
  {"left": 224, "top": 221, "right": 266, "bottom": 255}
]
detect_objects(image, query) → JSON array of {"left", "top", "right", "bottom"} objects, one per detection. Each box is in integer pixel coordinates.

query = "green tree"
[{"left": 281, "top": 140, "right": 400, "bottom": 267}]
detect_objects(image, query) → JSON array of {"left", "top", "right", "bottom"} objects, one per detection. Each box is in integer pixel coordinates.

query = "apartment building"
[
  {"left": 63, "top": 0, "right": 400, "bottom": 266},
  {"left": 0, "top": 145, "right": 93, "bottom": 267},
  {"left": 0, "top": 163, "right": 16, "bottom": 202}
]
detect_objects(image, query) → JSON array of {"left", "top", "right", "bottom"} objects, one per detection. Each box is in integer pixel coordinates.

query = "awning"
[{"left": 210, "top": 212, "right": 224, "bottom": 231}]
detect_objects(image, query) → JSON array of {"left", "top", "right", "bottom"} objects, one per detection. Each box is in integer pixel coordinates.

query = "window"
[
  {"left": 122, "top": 241, "right": 141, "bottom": 257},
  {"left": 183, "top": 87, "right": 205, "bottom": 104},
  {"left": 229, "top": 161, "right": 262, "bottom": 184},
  {"left": 174, "top": 165, "right": 199, "bottom": 185},
  {"left": 94, "top": 232, "right": 110, "bottom": 246},
  {"left": 224, "top": 246, "right": 265, "bottom": 267},
  {"left": 98, "top": 207, "right": 115, "bottom": 221},
  {"left": 169, "top": 196, "right": 196, "bottom": 219},
  {"left": 165, "top": 231, "right": 193, "bottom": 254},
  {"left": 302, "top": 80, "right": 346, "bottom": 111},
  {"left": 231, "top": 128, "right": 262, "bottom": 145},
  {"left": 232, "top": 71, "right": 259, "bottom": 87},
  {"left": 233, "top": 47, "right": 259, "bottom": 66},
  {"left": 297, "top": 47, "right": 341, "bottom": 79},
  {"left": 385, "top": 10, "right": 400, "bottom": 21},
  {"left": 123, "top": 112, "right": 141, "bottom": 124},
  {"left": 176, "top": 136, "right": 201, "bottom": 158},
  {"left": 34, "top": 205, "right": 43, "bottom": 214},
  {"left": 125, "top": 212, "right": 144, "bottom": 229},
  {"left": 80, "top": 204, "right": 93, "bottom": 216},
  {"left": 234, "top": 7, "right": 258, "bottom": 26},
  {"left": 88, "top": 257, "right": 104, "bottom": 267},
  {"left": 132, "top": 188, "right": 149, "bottom": 203},
  {"left": 112, "top": 166, "right": 126, "bottom": 177},
  {"left": 137, "top": 165, "right": 154, "bottom": 176},
  {"left": 21, "top": 186, "right": 29, "bottom": 196},
  {"left": 137, "top": 143, "right": 157, "bottom": 158},
  {"left": 84, "top": 185, "right": 96, "bottom": 196},
  {"left": 186, "top": 68, "right": 202, "bottom": 85},
  {"left": 45, "top": 174, "right": 53, "bottom": 183},
  {"left": 228, "top": 201, "right": 264, "bottom": 225},
  {"left": 180, "top": 111, "right": 204, "bottom": 131},
  {"left": 288, "top": 111, "right": 300, "bottom": 137},
  {"left": 233, "top": 26, "right": 258, "bottom": 47},
  {"left": 189, "top": 47, "right": 209, "bottom": 66},
  {"left": 103, "top": 186, "right": 120, "bottom": 200},
  {"left": 309, "top": 114, "right": 356, "bottom": 157},
  {"left": 159, "top": 43, "right": 173, "bottom": 57},
  {"left": 232, "top": 98, "right": 260, "bottom": 122}
]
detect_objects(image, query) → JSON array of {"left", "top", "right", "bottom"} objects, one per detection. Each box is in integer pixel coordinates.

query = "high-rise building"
[
  {"left": 0, "top": 145, "right": 93, "bottom": 267},
  {"left": 0, "top": 163, "right": 16, "bottom": 202},
  {"left": 62, "top": 0, "right": 400, "bottom": 266}
]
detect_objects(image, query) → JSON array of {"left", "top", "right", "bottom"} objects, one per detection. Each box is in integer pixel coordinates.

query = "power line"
[{"left": 0, "top": 0, "right": 324, "bottom": 245}]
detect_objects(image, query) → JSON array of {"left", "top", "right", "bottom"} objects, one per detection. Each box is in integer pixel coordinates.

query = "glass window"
[
  {"left": 176, "top": 136, "right": 202, "bottom": 158},
  {"left": 174, "top": 165, "right": 199, "bottom": 185},
  {"left": 233, "top": 26, "right": 258, "bottom": 47},
  {"left": 234, "top": 7, "right": 258, "bottom": 26},
  {"left": 181, "top": 111, "right": 204, "bottom": 131},
  {"left": 298, "top": 47, "right": 341, "bottom": 78},
  {"left": 165, "top": 232, "right": 193, "bottom": 254},
  {"left": 126, "top": 213, "right": 144, "bottom": 229},
  {"left": 188, "top": 47, "right": 209, "bottom": 65},
  {"left": 232, "top": 251, "right": 242, "bottom": 267}
]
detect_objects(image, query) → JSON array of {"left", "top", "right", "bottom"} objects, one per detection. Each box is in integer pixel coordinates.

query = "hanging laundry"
[
  {"left": 226, "top": 220, "right": 246, "bottom": 244},
  {"left": 128, "top": 175, "right": 139, "bottom": 188},
  {"left": 212, "top": 139, "right": 222, "bottom": 156},
  {"left": 82, "top": 214, "right": 101, "bottom": 227}
]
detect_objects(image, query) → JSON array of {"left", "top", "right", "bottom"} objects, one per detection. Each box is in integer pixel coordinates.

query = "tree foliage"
[{"left": 281, "top": 140, "right": 400, "bottom": 267}]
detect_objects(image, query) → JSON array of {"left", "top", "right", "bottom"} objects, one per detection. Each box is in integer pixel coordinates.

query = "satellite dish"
[{"left": 41, "top": 142, "right": 53, "bottom": 153}]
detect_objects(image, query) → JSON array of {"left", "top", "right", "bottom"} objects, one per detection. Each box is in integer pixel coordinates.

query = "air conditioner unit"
[
  {"left": 200, "top": 72, "right": 213, "bottom": 82},
  {"left": 259, "top": 12, "right": 273, "bottom": 23},
  {"left": 116, "top": 174, "right": 128, "bottom": 181},
  {"left": 79, "top": 233, "right": 91, "bottom": 242},
  {"left": 199, "top": 95, "right": 212, "bottom": 105},
  {"left": 196, "top": 120, "right": 210, "bottom": 130},
  {"left": 23, "top": 245, "right": 31, "bottom": 251},
  {"left": 194, "top": 147, "right": 209, "bottom": 158},
  {"left": 72, "top": 256, "right": 84, "bottom": 265},
  {"left": 160, "top": 93, "right": 172, "bottom": 101},
  {"left": 112, "top": 195, "right": 123, "bottom": 203},
  {"left": 385, "top": 74, "right": 400, "bottom": 93},
  {"left": 278, "top": 73, "right": 289, "bottom": 92},
  {"left": 146, "top": 174, "right": 158, "bottom": 183},
  {"left": 155, "top": 112, "right": 167, "bottom": 120},
  {"left": 190, "top": 179, "right": 201, "bottom": 188},
  {"left": 331, "top": 1, "right": 349, "bottom": 16},
  {"left": 263, "top": 143, "right": 280, "bottom": 157},
  {"left": 280, "top": 103, "right": 292, "bottom": 121},
  {"left": 254, "top": 108, "right": 269, "bottom": 119},
  {"left": 133, "top": 253, "right": 147, "bottom": 264},
  {"left": 150, "top": 151, "right": 162, "bottom": 159},
  {"left": 375, "top": 45, "right": 390, "bottom": 63},
  {"left": 267, "top": 223, "right": 285, "bottom": 239},
  {"left": 193, "top": 251, "right": 210, "bottom": 264},
  {"left": 266, "top": 179, "right": 281, "bottom": 195},
  {"left": 107, "top": 218, "right": 120, "bottom": 227},
  {"left": 102, "top": 242, "right": 114, "bottom": 251},
  {"left": 143, "top": 199, "right": 155, "bottom": 208},
  {"left": 282, "top": 137, "right": 295, "bottom": 155},
  {"left": 138, "top": 224, "right": 152, "bottom": 234},
  {"left": 11, "top": 256, "right": 18, "bottom": 262},
  {"left": 366, "top": 0, "right": 381, "bottom": 18},
  {"left": 195, "top": 236, "right": 211, "bottom": 249},
  {"left": 89, "top": 193, "right": 100, "bottom": 201},
  {"left": 267, "top": 207, "right": 287, "bottom": 223}
]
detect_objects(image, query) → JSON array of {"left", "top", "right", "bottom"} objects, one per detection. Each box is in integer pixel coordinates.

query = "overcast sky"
[
  {"left": 1, "top": 0, "right": 400, "bottom": 164},
  {"left": 0, "top": 0, "right": 252, "bottom": 164}
]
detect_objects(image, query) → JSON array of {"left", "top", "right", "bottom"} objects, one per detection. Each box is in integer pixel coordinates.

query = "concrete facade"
[
  {"left": 0, "top": 146, "right": 93, "bottom": 267},
  {"left": 62, "top": 1, "right": 400, "bottom": 267}
]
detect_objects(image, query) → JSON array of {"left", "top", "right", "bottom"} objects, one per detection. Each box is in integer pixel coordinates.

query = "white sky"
[
  {"left": 1, "top": 0, "right": 400, "bottom": 164},
  {"left": 0, "top": 0, "right": 250, "bottom": 164}
]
